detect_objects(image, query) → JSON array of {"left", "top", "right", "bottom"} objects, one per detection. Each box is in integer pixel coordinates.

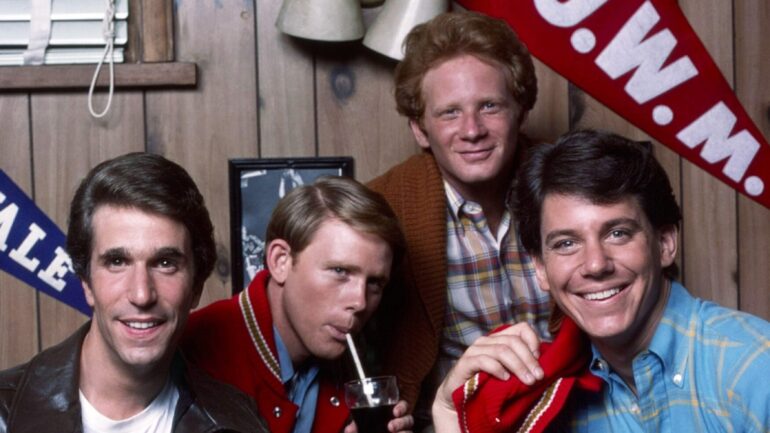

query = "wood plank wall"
[{"left": 0, "top": 1, "right": 768, "bottom": 370}]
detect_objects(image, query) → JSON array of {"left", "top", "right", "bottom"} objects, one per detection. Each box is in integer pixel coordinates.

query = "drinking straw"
[
  {"left": 346, "top": 333, "right": 374, "bottom": 406},
  {"left": 346, "top": 333, "right": 367, "bottom": 380}
]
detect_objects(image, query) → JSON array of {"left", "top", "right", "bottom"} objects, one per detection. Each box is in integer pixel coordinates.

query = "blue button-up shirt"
[
  {"left": 558, "top": 281, "right": 770, "bottom": 432},
  {"left": 275, "top": 326, "right": 320, "bottom": 433}
]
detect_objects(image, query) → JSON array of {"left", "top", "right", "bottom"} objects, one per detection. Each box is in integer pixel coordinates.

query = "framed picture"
[{"left": 229, "top": 156, "right": 354, "bottom": 293}]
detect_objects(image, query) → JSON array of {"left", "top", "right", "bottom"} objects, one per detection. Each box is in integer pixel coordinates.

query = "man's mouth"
[
  {"left": 123, "top": 321, "right": 161, "bottom": 330},
  {"left": 582, "top": 287, "right": 622, "bottom": 301}
]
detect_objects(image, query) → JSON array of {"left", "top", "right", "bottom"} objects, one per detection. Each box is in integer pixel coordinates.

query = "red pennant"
[{"left": 459, "top": 0, "right": 770, "bottom": 210}]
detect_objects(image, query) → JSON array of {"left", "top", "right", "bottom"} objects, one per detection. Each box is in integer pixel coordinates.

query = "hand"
[
  {"left": 388, "top": 400, "right": 413, "bottom": 432},
  {"left": 431, "top": 322, "right": 543, "bottom": 433},
  {"left": 342, "top": 400, "right": 413, "bottom": 433}
]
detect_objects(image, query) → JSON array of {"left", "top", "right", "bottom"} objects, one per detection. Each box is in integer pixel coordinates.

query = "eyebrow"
[
  {"left": 98, "top": 247, "right": 129, "bottom": 262},
  {"left": 602, "top": 217, "right": 642, "bottom": 233},
  {"left": 325, "top": 261, "right": 390, "bottom": 283},
  {"left": 97, "top": 246, "right": 187, "bottom": 262},
  {"left": 154, "top": 247, "right": 187, "bottom": 260}
]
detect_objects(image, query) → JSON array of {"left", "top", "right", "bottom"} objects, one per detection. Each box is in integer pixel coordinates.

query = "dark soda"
[{"left": 351, "top": 404, "right": 395, "bottom": 433}]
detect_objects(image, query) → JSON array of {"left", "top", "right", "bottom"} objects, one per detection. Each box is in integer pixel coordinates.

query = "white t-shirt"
[{"left": 79, "top": 380, "right": 179, "bottom": 433}]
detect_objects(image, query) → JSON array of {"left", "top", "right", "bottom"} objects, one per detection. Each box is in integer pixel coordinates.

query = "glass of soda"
[{"left": 344, "top": 375, "right": 399, "bottom": 433}]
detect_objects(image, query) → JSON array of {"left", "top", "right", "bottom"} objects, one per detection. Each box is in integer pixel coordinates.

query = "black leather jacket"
[{"left": 0, "top": 323, "right": 268, "bottom": 433}]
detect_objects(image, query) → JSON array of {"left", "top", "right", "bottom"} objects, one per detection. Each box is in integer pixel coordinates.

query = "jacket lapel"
[{"left": 9, "top": 324, "right": 89, "bottom": 433}]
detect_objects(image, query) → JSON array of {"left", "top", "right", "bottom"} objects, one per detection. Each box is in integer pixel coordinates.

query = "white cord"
[{"left": 88, "top": 0, "right": 116, "bottom": 119}]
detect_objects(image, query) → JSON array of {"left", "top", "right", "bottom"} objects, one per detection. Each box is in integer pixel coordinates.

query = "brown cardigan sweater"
[{"left": 367, "top": 153, "right": 449, "bottom": 407}]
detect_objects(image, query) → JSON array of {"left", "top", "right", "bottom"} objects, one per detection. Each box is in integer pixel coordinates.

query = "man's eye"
[
  {"left": 551, "top": 239, "right": 574, "bottom": 251},
  {"left": 608, "top": 229, "right": 630, "bottom": 240},
  {"left": 154, "top": 258, "right": 179, "bottom": 273},
  {"left": 107, "top": 257, "right": 125, "bottom": 267},
  {"left": 332, "top": 267, "right": 348, "bottom": 276},
  {"left": 440, "top": 108, "right": 459, "bottom": 118}
]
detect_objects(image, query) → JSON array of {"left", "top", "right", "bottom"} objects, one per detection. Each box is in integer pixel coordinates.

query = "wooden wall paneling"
[
  {"left": 316, "top": 6, "right": 418, "bottom": 182},
  {"left": 145, "top": 0, "right": 259, "bottom": 306},
  {"left": 316, "top": 45, "right": 417, "bottom": 183},
  {"left": 315, "top": 5, "right": 417, "bottom": 185},
  {"left": 0, "top": 95, "right": 38, "bottom": 370},
  {"left": 32, "top": 91, "right": 145, "bottom": 349},
  {"left": 734, "top": 0, "right": 770, "bottom": 320},
  {"left": 141, "top": 0, "right": 175, "bottom": 62},
  {"left": 256, "top": 0, "right": 315, "bottom": 157},
  {"left": 523, "top": 59, "right": 568, "bottom": 144},
  {"left": 678, "top": 0, "right": 738, "bottom": 307}
]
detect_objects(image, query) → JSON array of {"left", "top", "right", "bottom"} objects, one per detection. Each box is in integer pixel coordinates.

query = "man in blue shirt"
[{"left": 433, "top": 129, "right": 770, "bottom": 432}]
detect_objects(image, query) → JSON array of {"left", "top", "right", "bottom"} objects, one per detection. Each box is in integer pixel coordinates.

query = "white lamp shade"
[
  {"left": 363, "top": 0, "right": 449, "bottom": 60},
  {"left": 276, "top": 0, "right": 365, "bottom": 42}
]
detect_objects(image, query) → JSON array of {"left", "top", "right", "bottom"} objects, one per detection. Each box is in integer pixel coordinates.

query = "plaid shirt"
[
  {"left": 558, "top": 281, "right": 770, "bottom": 432},
  {"left": 437, "top": 182, "right": 551, "bottom": 379}
]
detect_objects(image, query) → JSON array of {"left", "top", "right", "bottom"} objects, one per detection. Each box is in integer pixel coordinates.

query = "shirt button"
[
  {"left": 464, "top": 203, "right": 481, "bottom": 213},
  {"left": 673, "top": 373, "right": 683, "bottom": 385},
  {"left": 273, "top": 406, "right": 282, "bottom": 418},
  {"left": 630, "top": 404, "right": 640, "bottom": 414},
  {"left": 330, "top": 396, "right": 340, "bottom": 407}
]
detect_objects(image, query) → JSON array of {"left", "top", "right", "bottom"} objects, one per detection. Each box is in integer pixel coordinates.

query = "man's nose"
[
  {"left": 581, "top": 241, "right": 614, "bottom": 278},
  {"left": 128, "top": 267, "right": 157, "bottom": 307},
  {"left": 460, "top": 112, "right": 488, "bottom": 140},
  {"left": 344, "top": 280, "right": 367, "bottom": 314}
]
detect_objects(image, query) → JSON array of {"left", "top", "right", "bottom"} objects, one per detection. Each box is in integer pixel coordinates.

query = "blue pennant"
[{"left": 0, "top": 169, "right": 90, "bottom": 316}]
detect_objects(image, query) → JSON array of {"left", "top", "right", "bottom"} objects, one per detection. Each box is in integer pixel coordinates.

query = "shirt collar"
[
  {"left": 646, "top": 281, "right": 692, "bottom": 387},
  {"left": 589, "top": 280, "right": 692, "bottom": 389},
  {"left": 273, "top": 325, "right": 295, "bottom": 384},
  {"left": 444, "top": 180, "right": 471, "bottom": 219}
]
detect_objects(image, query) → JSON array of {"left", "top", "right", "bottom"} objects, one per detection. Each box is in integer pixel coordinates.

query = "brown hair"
[
  {"left": 265, "top": 176, "right": 405, "bottom": 268},
  {"left": 515, "top": 129, "right": 681, "bottom": 278},
  {"left": 394, "top": 11, "right": 537, "bottom": 121},
  {"left": 67, "top": 153, "right": 216, "bottom": 291}
]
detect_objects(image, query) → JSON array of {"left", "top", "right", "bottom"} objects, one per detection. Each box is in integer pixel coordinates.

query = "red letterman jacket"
[
  {"left": 452, "top": 317, "right": 602, "bottom": 433},
  {"left": 181, "top": 270, "right": 350, "bottom": 433}
]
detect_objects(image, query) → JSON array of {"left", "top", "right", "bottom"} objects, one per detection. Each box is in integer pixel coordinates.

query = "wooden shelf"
[{"left": 0, "top": 62, "right": 197, "bottom": 91}]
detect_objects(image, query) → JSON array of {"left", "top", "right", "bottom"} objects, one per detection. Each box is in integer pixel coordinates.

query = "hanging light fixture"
[
  {"left": 275, "top": 0, "right": 365, "bottom": 42},
  {"left": 363, "top": 0, "right": 449, "bottom": 60}
]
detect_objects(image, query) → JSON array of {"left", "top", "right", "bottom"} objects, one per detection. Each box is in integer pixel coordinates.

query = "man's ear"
[
  {"left": 83, "top": 279, "right": 96, "bottom": 308},
  {"left": 533, "top": 254, "right": 551, "bottom": 293},
  {"left": 658, "top": 224, "right": 679, "bottom": 268},
  {"left": 409, "top": 118, "right": 431, "bottom": 150},
  {"left": 265, "top": 239, "right": 292, "bottom": 284}
]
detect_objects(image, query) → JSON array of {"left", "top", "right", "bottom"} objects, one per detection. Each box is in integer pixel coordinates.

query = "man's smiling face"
[{"left": 533, "top": 194, "right": 677, "bottom": 349}]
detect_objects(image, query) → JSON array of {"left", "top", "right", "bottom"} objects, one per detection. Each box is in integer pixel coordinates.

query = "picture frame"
[{"left": 228, "top": 156, "right": 354, "bottom": 293}]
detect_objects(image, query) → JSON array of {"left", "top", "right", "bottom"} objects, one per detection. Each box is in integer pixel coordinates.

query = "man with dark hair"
[
  {"left": 433, "top": 130, "right": 770, "bottom": 432},
  {"left": 182, "top": 176, "right": 414, "bottom": 433},
  {"left": 0, "top": 152, "right": 267, "bottom": 432},
  {"left": 368, "top": 10, "right": 549, "bottom": 422}
]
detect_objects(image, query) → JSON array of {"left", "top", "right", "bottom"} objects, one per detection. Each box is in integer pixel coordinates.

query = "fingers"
[
  {"left": 475, "top": 332, "right": 543, "bottom": 383},
  {"left": 388, "top": 401, "right": 414, "bottom": 432},
  {"left": 504, "top": 322, "right": 541, "bottom": 357},
  {"left": 442, "top": 326, "right": 544, "bottom": 391},
  {"left": 392, "top": 400, "right": 409, "bottom": 417},
  {"left": 388, "top": 415, "right": 414, "bottom": 433}
]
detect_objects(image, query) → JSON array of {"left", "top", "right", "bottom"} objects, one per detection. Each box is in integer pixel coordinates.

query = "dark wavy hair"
[
  {"left": 67, "top": 152, "right": 216, "bottom": 291},
  {"left": 515, "top": 129, "right": 682, "bottom": 279}
]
